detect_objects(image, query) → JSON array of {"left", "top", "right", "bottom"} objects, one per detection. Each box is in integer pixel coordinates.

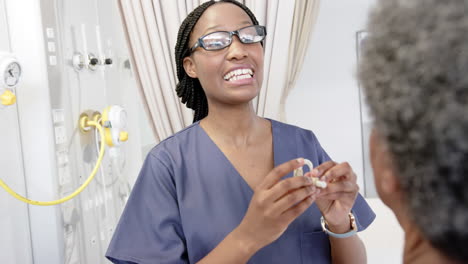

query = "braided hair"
[{"left": 175, "top": 0, "right": 260, "bottom": 123}]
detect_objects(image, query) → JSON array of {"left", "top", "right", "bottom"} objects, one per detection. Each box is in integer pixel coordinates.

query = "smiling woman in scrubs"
[{"left": 106, "top": 1, "right": 375, "bottom": 263}]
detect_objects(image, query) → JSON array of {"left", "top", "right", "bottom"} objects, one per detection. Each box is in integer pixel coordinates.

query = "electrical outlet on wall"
[{"left": 54, "top": 125, "right": 67, "bottom": 145}]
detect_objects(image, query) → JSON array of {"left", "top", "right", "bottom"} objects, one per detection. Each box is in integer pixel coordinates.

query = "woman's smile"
[{"left": 223, "top": 66, "right": 255, "bottom": 87}]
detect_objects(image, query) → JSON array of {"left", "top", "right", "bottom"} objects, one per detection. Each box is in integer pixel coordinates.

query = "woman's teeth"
[{"left": 223, "top": 68, "right": 253, "bottom": 81}]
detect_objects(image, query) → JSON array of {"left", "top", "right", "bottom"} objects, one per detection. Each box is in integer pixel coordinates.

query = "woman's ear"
[
  {"left": 370, "top": 128, "right": 402, "bottom": 196},
  {"left": 380, "top": 165, "right": 400, "bottom": 194},
  {"left": 183, "top": 57, "right": 198, "bottom": 78}
]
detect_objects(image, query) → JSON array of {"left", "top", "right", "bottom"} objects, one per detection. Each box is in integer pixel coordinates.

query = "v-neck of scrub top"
[
  {"left": 183, "top": 118, "right": 302, "bottom": 260},
  {"left": 195, "top": 118, "right": 293, "bottom": 195}
]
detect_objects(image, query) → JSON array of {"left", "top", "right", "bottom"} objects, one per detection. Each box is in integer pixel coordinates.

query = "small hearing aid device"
[{"left": 294, "top": 159, "right": 327, "bottom": 188}]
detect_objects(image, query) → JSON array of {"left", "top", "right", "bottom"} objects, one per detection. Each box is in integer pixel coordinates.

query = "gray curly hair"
[{"left": 358, "top": 0, "right": 468, "bottom": 262}]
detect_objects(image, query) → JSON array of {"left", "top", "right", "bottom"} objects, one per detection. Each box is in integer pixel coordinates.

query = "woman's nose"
[{"left": 226, "top": 36, "right": 248, "bottom": 60}]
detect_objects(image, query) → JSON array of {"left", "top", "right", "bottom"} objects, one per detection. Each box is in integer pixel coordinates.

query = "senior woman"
[{"left": 359, "top": 0, "right": 468, "bottom": 263}]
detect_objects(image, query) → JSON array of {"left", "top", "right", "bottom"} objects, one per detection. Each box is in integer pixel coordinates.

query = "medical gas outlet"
[
  {"left": 101, "top": 105, "right": 129, "bottom": 147},
  {"left": 81, "top": 106, "right": 129, "bottom": 147},
  {"left": 72, "top": 52, "right": 113, "bottom": 71}
]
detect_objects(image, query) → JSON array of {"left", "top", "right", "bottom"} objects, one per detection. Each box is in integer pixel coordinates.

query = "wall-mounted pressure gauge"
[{"left": 0, "top": 52, "right": 22, "bottom": 88}]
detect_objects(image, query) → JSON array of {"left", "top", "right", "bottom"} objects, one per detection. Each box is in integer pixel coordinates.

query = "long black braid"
[{"left": 175, "top": 0, "right": 260, "bottom": 123}]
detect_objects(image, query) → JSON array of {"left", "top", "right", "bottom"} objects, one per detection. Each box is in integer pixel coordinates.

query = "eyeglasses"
[{"left": 189, "top": 25, "right": 267, "bottom": 53}]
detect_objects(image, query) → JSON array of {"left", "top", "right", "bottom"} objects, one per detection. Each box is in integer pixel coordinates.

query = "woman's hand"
[
  {"left": 308, "top": 161, "right": 359, "bottom": 233},
  {"left": 235, "top": 158, "right": 320, "bottom": 251}
]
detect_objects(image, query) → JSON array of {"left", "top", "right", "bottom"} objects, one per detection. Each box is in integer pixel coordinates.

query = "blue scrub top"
[{"left": 106, "top": 119, "right": 375, "bottom": 264}]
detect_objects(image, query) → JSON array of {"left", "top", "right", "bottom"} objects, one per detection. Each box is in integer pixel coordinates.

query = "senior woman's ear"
[
  {"left": 370, "top": 128, "right": 401, "bottom": 197},
  {"left": 379, "top": 164, "right": 399, "bottom": 194},
  {"left": 183, "top": 57, "right": 198, "bottom": 78}
]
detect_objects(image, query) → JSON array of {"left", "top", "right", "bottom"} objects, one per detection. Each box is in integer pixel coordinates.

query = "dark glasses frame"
[{"left": 189, "top": 25, "right": 267, "bottom": 54}]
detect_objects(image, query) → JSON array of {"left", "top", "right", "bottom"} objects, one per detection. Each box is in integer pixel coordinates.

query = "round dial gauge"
[
  {"left": 0, "top": 53, "right": 22, "bottom": 88},
  {"left": 4, "top": 61, "right": 21, "bottom": 87}
]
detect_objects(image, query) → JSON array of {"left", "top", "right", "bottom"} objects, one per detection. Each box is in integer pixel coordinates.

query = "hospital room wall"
[
  {"left": 286, "top": 0, "right": 404, "bottom": 263},
  {"left": 0, "top": 1, "right": 35, "bottom": 263},
  {"left": 3, "top": 0, "right": 60, "bottom": 207},
  {"left": 1, "top": 0, "right": 64, "bottom": 263},
  {"left": 1, "top": 0, "right": 145, "bottom": 263}
]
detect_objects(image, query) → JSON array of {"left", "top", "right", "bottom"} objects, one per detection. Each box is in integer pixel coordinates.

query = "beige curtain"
[
  {"left": 246, "top": 0, "right": 321, "bottom": 121},
  {"left": 280, "top": 0, "right": 321, "bottom": 121},
  {"left": 118, "top": 0, "right": 320, "bottom": 142},
  {"left": 118, "top": 0, "right": 210, "bottom": 142}
]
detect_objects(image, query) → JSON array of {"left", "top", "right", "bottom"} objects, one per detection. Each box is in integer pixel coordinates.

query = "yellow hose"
[{"left": 0, "top": 120, "right": 105, "bottom": 206}]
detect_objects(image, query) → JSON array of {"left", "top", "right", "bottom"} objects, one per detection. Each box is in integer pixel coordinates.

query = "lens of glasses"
[
  {"left": 239, "top": 25, "right": 266, "bottom": 43},
  {"left": 202, "top": 32, "right": 232, "bottom": 50}
]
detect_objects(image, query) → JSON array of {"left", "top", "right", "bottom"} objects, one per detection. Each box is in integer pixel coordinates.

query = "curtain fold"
[
  {"left": 248, "top": 0, "right": 321, "bottom": 121},
  {"left": 280, "top": 0, "right": 321, "bottom": 121},
  {"left": 118, "top": 0, "right": 320, "bottom": 143}
]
